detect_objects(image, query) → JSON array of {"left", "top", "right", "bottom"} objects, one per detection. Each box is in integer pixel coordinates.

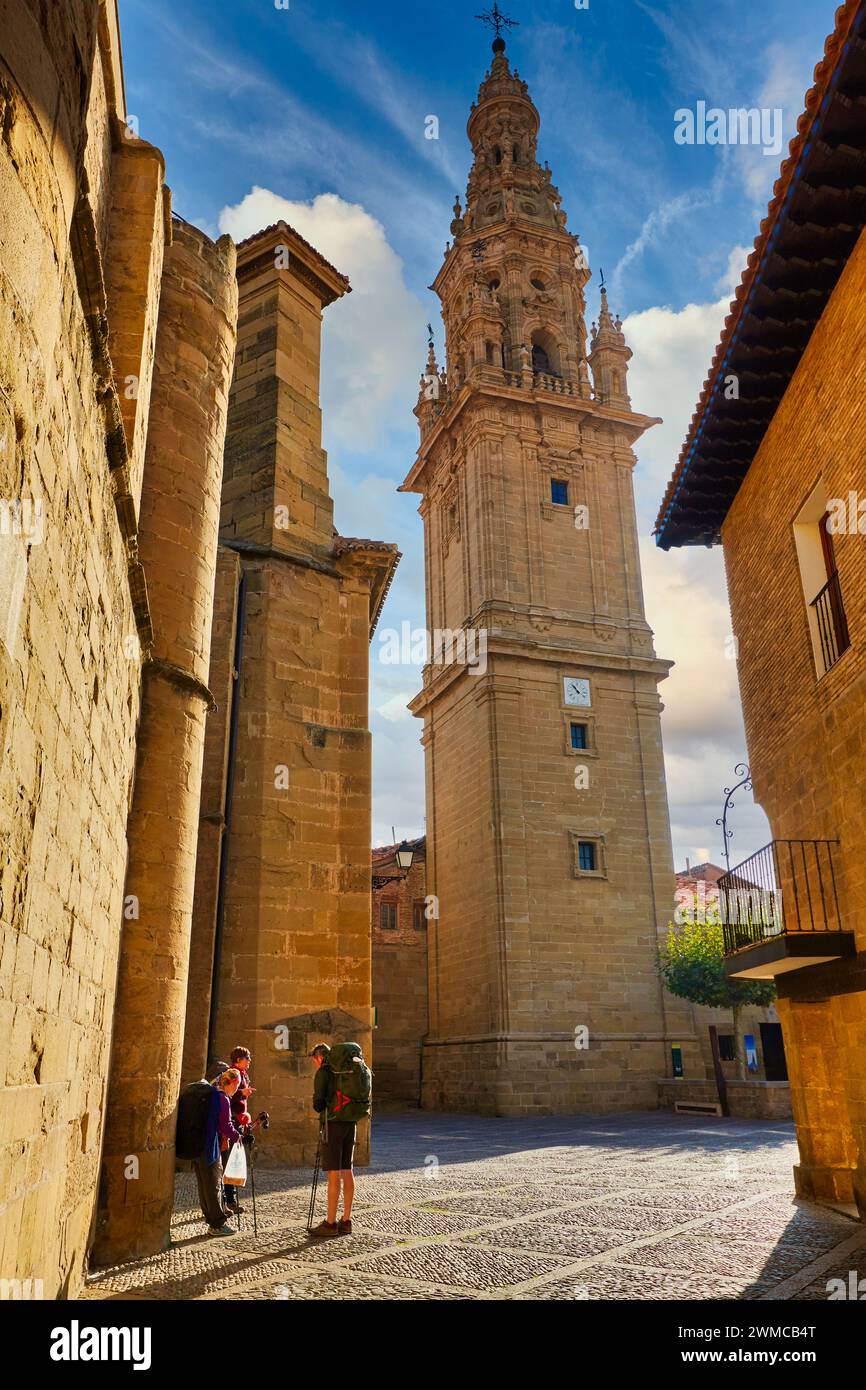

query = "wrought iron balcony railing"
[
  {"left": 720, "top": 839, "right": 842, "bottom": 955},
  {"left": 810, "top": 570, "right": 850, "bottom": 675}
]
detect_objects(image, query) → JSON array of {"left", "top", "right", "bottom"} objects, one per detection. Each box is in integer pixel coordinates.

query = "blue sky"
[{"left": 118, "top": 0, "right": 838, "bottom": 870}]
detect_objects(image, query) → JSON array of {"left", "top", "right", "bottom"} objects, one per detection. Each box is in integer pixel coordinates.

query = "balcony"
[
  {"left": 720, "top": 839, "right": 855, "bottom": 979},
  {"left": 810, "top": 570, "right": 850, "bottom": 676}
]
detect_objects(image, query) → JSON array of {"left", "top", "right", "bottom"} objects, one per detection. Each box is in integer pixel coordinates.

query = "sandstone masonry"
[{"left": 401, "top": 39, "right": 694, "bottom": 1114}]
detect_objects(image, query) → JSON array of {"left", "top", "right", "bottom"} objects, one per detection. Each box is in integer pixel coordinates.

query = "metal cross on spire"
[{"left": 475, "top": 3, "right": 519, "bottom": 42}]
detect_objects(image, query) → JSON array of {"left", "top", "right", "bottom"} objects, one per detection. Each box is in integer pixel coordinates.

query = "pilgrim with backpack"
[{"left": 308, "top": 1041, "right": 372, "bottom": 1238}]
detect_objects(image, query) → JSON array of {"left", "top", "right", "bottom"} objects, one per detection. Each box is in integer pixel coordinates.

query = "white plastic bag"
[{"left": 224, "top": 1141, "right": 247, "bottom": 1187}]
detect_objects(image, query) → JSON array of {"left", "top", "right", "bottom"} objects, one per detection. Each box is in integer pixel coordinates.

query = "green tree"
[{"left": 658, "top": 918, "right": 776, "bottom": 1079}]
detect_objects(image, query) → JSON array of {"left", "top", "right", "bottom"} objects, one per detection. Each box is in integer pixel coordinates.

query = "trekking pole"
[
  {"left": 307, "top": 1128, "right": 323, "bottom": 1232},
  {"left": 249, "top": 1135, "right": 258, "bottom": 1238}
]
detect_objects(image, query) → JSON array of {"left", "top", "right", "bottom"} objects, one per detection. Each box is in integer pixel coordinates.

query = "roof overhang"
[
  {"left": 655, "top": 0, "right": 866, "bottom": 550},
  {"left": 332, "top": 537, "right": 401, "bottom": 638}
]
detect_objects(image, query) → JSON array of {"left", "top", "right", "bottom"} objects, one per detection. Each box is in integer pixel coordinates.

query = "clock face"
[{"left": 563, "top": 677, "right": 591, "bottom": 707}]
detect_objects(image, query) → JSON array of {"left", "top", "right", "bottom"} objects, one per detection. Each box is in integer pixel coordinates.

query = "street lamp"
[{"left": 395, "top": 839, "right": 415, "bottom": 871}]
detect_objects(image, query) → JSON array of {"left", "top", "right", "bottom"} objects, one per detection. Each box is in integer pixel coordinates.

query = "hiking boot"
[
  {"left": 309, "top": 1220, "right": 339, "bottom": 1239},
  {"left": 337, "top": 1218, "right": 353, "bottom": 1236},
  {"left": 207, "top": 1224, "right": 237, "bottom": 1237}
]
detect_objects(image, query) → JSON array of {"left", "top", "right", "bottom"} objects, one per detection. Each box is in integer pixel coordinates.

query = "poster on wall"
[{"left": 744, "top": 1034, "right": 759, "bottom": 1073}]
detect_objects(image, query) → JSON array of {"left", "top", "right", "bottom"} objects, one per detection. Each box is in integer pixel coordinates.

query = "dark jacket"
[
  {"left": 313, "top": 1063, "right": 330, "bottom": 1116},
  {"left": 204, "top": 1087, "right": 242, "bottom": 1166},
  {"left": 313, "top": 1043, "right": 369, "bottom": 1124}
]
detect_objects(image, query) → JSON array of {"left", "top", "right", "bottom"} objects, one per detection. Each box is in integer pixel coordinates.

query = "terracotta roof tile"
[{"left": 655, "top": 0, "right": 866, "bottom": 542}]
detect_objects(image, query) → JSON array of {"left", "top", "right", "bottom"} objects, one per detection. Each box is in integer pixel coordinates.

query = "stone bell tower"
[{"left": 401, "top": 34, "right": 687, "bottom": 1114}]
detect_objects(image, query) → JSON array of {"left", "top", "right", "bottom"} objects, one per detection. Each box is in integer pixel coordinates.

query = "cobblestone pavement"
[{"left": 83, "top": 1112, "right": 866, "bottom": 1301}]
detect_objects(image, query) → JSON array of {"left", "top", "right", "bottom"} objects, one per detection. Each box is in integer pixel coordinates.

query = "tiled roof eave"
[{"left": 654, "top": 0, "right": 866, "bottom": 549}]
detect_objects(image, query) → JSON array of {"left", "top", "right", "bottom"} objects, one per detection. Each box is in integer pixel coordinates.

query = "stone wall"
[
  {"left": 416, "top": 637, "right": 695, "bottom": 1114},
  {"left": 372, "top": 846, "right": 428, "bottom": 1107},
  {"left": 0, "top": 1, "right": 242, "bottom": 1291},
  {"left": 0, "top": 1, "right": 157, "bottom": 1296},
  {"left": 658, "top": 1079, "right": 793, "bottom": 1121}
]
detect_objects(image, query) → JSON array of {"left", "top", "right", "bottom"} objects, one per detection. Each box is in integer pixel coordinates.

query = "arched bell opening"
[{"left": 530, "top": 328, "right": 561, "bottom": 378}]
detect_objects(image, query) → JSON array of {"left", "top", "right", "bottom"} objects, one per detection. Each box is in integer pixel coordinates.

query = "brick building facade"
[{"left": 656, "top": 0, "right": 866, "bottom": 1216}]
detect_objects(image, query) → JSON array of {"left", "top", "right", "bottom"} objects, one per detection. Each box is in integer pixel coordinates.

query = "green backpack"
[{"left": 325, "top": 1042, "right": 372, "bottom": 1123}]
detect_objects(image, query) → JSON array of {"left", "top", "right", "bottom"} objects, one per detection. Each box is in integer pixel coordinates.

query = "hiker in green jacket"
[{"left": 309, "top": 1041, "right": 371, "bottom": 1238}]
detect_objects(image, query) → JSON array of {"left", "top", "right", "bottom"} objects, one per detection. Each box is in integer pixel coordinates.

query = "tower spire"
[{"left": 589, "top": 286, "right": 632, "bottom": 405}]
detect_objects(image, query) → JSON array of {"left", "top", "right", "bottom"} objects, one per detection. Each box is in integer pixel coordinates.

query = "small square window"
[
  {"left": 569, "top": 722, "right": 588, "bottom": 750},
  {"left": 551, "top": 478, "right": 569, "bottom": 505},
  {"left": 570, "top": 831, "right": 606, "bottom": 879},
  {"left": 380, "top": 902, "right": 397, "bottom": 930},
  {"left": 577, "top": 841, "right": 596, "bottom": 872}
]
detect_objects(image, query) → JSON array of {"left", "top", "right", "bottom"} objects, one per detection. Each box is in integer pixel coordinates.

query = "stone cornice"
[
  {"left": 401, "top": 382, "right": 659, "bottom": 493},
  {"left": 408, "top": 636, "right": 673, "bottom": 718}
]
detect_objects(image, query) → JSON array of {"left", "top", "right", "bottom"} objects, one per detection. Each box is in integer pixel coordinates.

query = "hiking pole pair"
[{"left": 307, "top": 1126, "right": 323, "bottom": 1232}]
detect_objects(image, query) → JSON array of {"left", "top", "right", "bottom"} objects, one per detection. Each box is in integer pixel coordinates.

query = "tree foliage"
[{"left": 658, "top": 919, "right": 776, "bottom": 1010}]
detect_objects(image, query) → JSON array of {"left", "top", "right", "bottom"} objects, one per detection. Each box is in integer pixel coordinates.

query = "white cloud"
[
  {"left": 733, "top": 40, "right": 808, "bottom": 208},
  {"left": 375, "top": 692, "right": 417, "bottom": 724},
  {"left": 612, "top": 186, "right": 716, "bottom": 301},
  {"left": 715, "top": 243, "right": 751, "bottom": 294},
  {"left": 622, "top": 280, "right": 771, "bottom": 865},
  {"left": 219, "top": 188, "right": 425, "bottom": 452},
  {"left": 625, "top": 291, "right": 730, "bottom": 496}
]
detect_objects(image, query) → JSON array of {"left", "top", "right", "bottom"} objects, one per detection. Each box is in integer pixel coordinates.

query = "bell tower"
[{"left": 401, "top": 29, "right": 690, "bottom": 1113}]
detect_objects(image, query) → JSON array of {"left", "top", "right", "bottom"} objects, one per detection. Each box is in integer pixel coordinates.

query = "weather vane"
[
  {"left": 599, "top": 267, "right": 606, "bottom": 289},
  {"left": 426, "top": 321, "right": 434, "bottom": 349},
  {"left": 475, "top": 4, "right": 519, "bottom": 42}
]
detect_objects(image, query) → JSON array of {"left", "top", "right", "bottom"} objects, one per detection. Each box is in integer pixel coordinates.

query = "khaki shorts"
[{"left": 321, "top": 1120, "right": 356, "bottom": 1172}]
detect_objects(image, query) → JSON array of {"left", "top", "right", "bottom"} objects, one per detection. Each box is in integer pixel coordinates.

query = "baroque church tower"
[{"left": 401, "top": 34, "right": 687, "bottom": 1112}]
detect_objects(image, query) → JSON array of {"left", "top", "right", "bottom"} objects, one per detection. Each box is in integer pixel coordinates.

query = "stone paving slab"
[
  {"left": 506, "top": 1266, "right": 759, "bottom": 1301},
  {"left": 791, "top": 1251, "right": 866, "bottom": 1300},
  {"left": 82, "top": 1110, "right": 866, "bottom": 1302},
  {"left": 350, "top": 1207, "right": 498, "bottom": 1237},
  {"left": 347, "top": 1242, "right": 570, "bottom": 1289},
  {"left": 241, "top": 1273, "right": 476, "bottom": 1301},
  {"left": 465, "top": 1223, "right": 626, "bottom": 1259},
  {"left": 618, "top": 1233, "right": 827, "bottom": 1286},
  {"left": 420, "top": 1190, "right": 585, "bottom": 1218}
]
